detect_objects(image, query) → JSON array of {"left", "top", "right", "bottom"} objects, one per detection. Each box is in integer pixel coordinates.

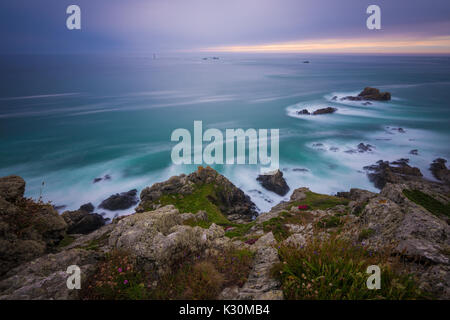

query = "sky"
[{"left": 1, "top": 0, "right": 450, "bottom": 54}]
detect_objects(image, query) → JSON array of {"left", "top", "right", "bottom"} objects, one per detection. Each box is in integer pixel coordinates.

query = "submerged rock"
[
  {"left": 312, "top": 107, "right": 337, "bottom": 115},
  {"left": 99, "top": 189, "right": 138, "bottom": 211},
  {"left": 357, "top": 143, "right": 374, "bottom": 153},
  {"left": 296, "top": 109, "right": 310, "bottom": 115},
  {"left": 257, "top": 169, "right": 290, "bottom": 196}
]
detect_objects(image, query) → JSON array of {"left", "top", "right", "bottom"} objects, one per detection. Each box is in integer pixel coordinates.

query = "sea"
[{"left": 1, "top": 53, "right": 449, "bottom": 218}]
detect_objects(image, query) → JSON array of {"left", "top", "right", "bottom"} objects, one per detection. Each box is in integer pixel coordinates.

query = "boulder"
[
  {"left": 99, "top": 189, "right": 138, "bottom": 211},
  {"left": 108, "top": 205, "right": 224, "bottom": 275},
  {"left": 257, "top": 170, "right": 290, "bottom": 196},
  {"left": 79, "top": 203, "right": 94, "bottom": 213}
]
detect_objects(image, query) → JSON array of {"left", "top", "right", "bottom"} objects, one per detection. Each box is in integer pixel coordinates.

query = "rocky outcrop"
[
  {"left": 342, "top": 87, "right": 391, "bottom": 101},
  {"left": 257, "top": 170, "right": 290, "bottom": 196},
  {"left": 363, "top": 159, "right": 423, "bottom": 189},
  {"left": 0, "top": 167, "right": 449, "bottom": 300},
  {"left": 430, "top": 158, "right": 450, "bottom": 185},
  {"left": 0, "top": 176, "right": 67, "bottom": 278},
  {"left": 99, "top": 189, "right": 138, "bottom": 211},
  {"left": 108, "top": 205, "right": 230, "bottom": 275},
  {"left": 0, "top": 249, "right": 100, "bottom": 300},
  {"left": 137, "top": 166, "right": 257, "bottom": 221},
  {"left": 346, "top": 182, "right": 450, "bottom": 298},
  {"left": 0, "top": 175, "right": 25, "bottom": 202}
]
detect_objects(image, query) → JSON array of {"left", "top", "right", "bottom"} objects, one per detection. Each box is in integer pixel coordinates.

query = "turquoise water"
[{"left": 1, "top": 54, "right": 449, "bottom": 217}]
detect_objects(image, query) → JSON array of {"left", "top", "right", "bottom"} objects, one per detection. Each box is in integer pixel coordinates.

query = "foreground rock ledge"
[{"left": 0, "top": 165, "right": 449, "bottom": 300}]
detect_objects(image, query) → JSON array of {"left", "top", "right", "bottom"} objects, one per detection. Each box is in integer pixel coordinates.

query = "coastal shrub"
[
  {"left": 151, "top": 248, "right": 254, "bottom": 299},
  {"left": 316, "top": 215, "right": 342, "bottom": 229},
  {"left": 80, "top": 250, "right": 149, "bottom": 300},
  {"left": 358, "top": 228, "right": 375, "bottom": 241},
  {"left": 272, "top": 237, "right": 424, "bottom": 300},
  {"left": 402, "top": 189, "right": 450, "bottom": 218},
  {"left": 58, "top": 235, "right": 75, "bottom": 248},
  {"left": 154, "top": 261, "right": 224, "bottom": 300},
  {"left": 352, "top": 200, "right": 369, "bottom": 216},
  {"left": 5, "top": 197, "right": 52, "bottom": 236},
  {"left": 263, "top": 217, "right": 291, "bottom": 241},
  {"left": 81, "top": 248, "right": 254, "bottom": 300},
  {"left": 261, "top": 211, "right": 316, "bottom": 242},
  {"left": 289, "top": 191, "right": 349, "bottom": 211},
  {"left": 213, "top": 248, "right": 254, "bottom": 287}
]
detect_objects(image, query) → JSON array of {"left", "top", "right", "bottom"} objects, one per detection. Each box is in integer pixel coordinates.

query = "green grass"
[
  {"left": 403, "top": 189, "right": 450, "bottom": 218},
  {"left": 183, "top": 218, "right": 212, "bottom": 229},
  {"left": 316, "top": 215, "right": 343, "bottom": 229},
  {"left": 272, "top": 237, "right": 425, "bottom": 300},
  {"left": 58, "top": 235, "right": 75, "bottom": 248},
  {"left": 289, "top": 191, "right": 349, "bottom": 211},
  {"left": 79, "top": 231, "right": 111, "bottom": 251},
  {"left": 263, "top": 217, "right": 291, "bottom": 242},
  {"left": 261, "top": 211, "right": 317, "bottom": 242},
  {"left": 224, "top": 221, "right": 256, "bottom": 238},
  {"left": 155, "top": 183, "right": 231, "bottom": 225}
]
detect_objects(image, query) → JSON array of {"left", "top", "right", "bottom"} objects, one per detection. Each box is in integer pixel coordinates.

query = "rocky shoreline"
[{"left": 0, "top": 156, "right": 449, "bottom": 300}]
